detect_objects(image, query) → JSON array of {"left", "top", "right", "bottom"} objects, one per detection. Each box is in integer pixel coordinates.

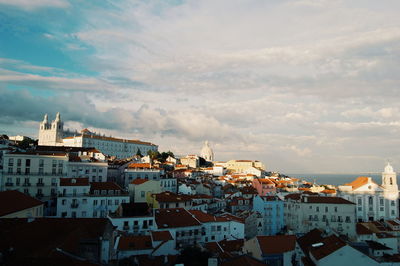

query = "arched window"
[
  {"left": 390, "top": 178, "right": 393, "bottom": 185},
  {"left": 368, "top": 196, "right": 373, "bottom": 205}
]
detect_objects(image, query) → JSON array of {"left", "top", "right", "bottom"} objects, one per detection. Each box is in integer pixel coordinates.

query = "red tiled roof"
[
  {"left": 130, "top": 179, "right": 149, "bottom": 185},
  {"left": 118, "top": 235, "right": 153, "bottom": 251},
  {"left": 189, "top": 210, "right": 229, "bottom": 223},
  {"left": 0, "top": 191, "right": 43, "bottom": 217},
  {"left": 302, "top": 196, "right": 355, "bottom": 205},
  {"left": 320, "top": 189, "right": 336, "bottom": 194},
  {"left": 220, "top": 255, "right": 265, "bottom": 266},
  {"left": 60, "top": 178, "right": 89, "bottom": 186},
  {"left": 81, "top": 134, "right": 157, "bottom": 146},
  {"left": 257, "top": 235, "right": 296, "bottom": 254},
  {"left": 155, "top": 208, "right": 201, "bottom": 228},
  {"left": 151, "top": 230, "right": 173, "bottom": 241},
  {"left": 343, "top": 176, "right": 376, "bottom": 190},
  {"left": 128, "top": 163, "right": 152, "bottom": 168},
  {"left": 356, "top": 223, "right": 374, "bottom": 235},
  {"left": 309, "top": 235, "right": 346, "bottom": 260}
]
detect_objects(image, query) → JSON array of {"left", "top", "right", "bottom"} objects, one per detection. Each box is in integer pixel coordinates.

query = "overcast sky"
[{"left": 1, "top": 0, "right": 400, "bottom": 173}]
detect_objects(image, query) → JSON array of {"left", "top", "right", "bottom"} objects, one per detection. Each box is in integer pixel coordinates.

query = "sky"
[{"left": 1, "top": 0, "right": 400, "bottom": 174}]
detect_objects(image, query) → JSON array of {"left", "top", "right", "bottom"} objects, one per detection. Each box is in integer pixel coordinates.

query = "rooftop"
[
  {"left": 155, "top": 208, "right": 201, "bottom": 228},
  {"left": 0, "top": 191, "right": 43, "bottom": 217},
  {"left": 256, "top": 235, "right": 297, "bottom": 255}
]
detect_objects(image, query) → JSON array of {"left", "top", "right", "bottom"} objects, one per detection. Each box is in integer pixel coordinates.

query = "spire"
[
  {"left": 43, "top": 114, "right": 48, "bottom": 123},
  {"left": 55, "top": 112, "right": 61, "bottom": 122},
  {"left": 384, "top": 162, "right": 394, "bottom": 174}
]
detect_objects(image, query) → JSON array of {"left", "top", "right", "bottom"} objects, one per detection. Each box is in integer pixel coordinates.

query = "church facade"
[
  {"left": 338, "top": 163, "right": 399, "bottom": 222},
  {"left": 38, "top": 113, "right": 158, "bottom": 159}
]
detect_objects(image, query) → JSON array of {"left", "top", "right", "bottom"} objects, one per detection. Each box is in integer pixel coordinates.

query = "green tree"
[{"left": 136, "top": 148, "right": 143, "bottom": 157}]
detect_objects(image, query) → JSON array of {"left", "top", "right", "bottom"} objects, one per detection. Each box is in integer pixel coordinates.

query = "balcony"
[
  {"left": 5, "top": 182, "right": 13, "bottom": 187},
  {"left": 22, "top": 183, "right": 31, "bottom": 187},
  {"left": 51, "top": 183, "right": 57, "bottom": 186},
  {"left": 36, "top": 183, "right": 45, "bottom": 187},
  {"left": 36, "top": 193, "right": 44, "bottom": 198},
  {"left": 123, "top": 225, "right": 130, "bottom": 230},
  {"left": 7, "top": 172, "right": 66, "bottom": 176},
  {"left": 71, "top": 203, "right": 79, "bottom": 208}
]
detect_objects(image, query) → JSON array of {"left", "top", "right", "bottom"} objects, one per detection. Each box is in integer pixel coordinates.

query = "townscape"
[{"left": 1, "top": 113, "right": 400, "bottom": 266}]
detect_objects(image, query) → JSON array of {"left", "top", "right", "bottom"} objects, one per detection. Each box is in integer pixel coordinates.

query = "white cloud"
[{"left": 0, "top": 0, "right": 69, "bottom": 10}]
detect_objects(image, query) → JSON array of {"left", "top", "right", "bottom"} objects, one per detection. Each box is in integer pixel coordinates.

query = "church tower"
[
  {"left": 200, "top": 140, "right": 214, "bottom": 162},
  {"left": 382, "top": 162, "right": 398, "bottom": 200},
  {"left": 38, "top": 112, "right": 64, "bottom": 146}
]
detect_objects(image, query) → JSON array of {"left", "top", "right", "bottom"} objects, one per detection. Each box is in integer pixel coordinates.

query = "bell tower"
[{"left": 38, "top": 113, "right": 64, "bottom": 146}]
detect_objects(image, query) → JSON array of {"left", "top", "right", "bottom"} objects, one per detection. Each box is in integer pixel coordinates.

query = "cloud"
[{"left": 0, "top": 0, "right": 70, "bottom": 10}]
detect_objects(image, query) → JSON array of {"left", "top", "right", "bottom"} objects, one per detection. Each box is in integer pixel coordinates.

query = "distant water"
[{"left": 287, "top": 173, "right": 387, "bottom": 187}]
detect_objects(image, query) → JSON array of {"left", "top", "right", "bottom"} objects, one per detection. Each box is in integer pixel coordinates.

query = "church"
[
  {"left": 38, "top": 113, "right": 158, "bottom": 159},
  {"left": 338, "top": 163, "right": 399, "bottom": 222}
]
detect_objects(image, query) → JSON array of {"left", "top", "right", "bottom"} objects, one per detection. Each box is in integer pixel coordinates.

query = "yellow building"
[
  {"left": 128, "top": 179, "right": 162, "bottom": 203},
  {"left": 226, "top": 160, "right": 265, "bottom": 174},
  {"left": 0, "top": 190, "right": 44, "bottom": 218}
]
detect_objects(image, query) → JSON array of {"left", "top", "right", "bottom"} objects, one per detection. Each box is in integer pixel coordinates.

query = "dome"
[
  {"left": 384, "top": 162, "right": 394, "bottom": 173},
  {"left": 200, "top": 141, "right": 214, "bottom": 161}
]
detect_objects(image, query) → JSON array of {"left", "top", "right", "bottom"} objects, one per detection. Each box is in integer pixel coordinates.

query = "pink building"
[{"left": 252, "top": 178, "right": 276, "bottom": 196}]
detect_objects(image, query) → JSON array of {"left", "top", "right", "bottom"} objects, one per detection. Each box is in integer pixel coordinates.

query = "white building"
[
  {"left": 338, "top": 163, "right": 399, "bottom": 222},
  {"left": 38, "top": 113, "right": 158, "bottom": 158},
  {"left": 200, "top": 141, "right": 214, "bottom": 162},
  {"left": 284, "top": 194, "right": 357, "bottom": 239},
  {"left": 123, "top": 163, "right": 163, "bottom": 188},
  {"left": 57, "top": 178, "right": 129, "bottom": 218}
]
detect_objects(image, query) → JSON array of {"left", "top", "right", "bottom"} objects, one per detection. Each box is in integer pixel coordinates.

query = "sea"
[{"left": 286, "top": 173, "right": 388, "bottom": 187}]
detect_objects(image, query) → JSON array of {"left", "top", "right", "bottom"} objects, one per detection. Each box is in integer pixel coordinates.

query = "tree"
[
  {"left": 136, "top": 148, "right": 143, "bottom": 157},
  {"left": 147, "top": 150, "right": 160, "bottom": 161},
  {"left": 1, "top": 134, "right": 9, "bottom": 140}
]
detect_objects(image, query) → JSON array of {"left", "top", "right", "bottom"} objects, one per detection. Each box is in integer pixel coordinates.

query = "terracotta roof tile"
[
  {"left": 151, "top": 230, "right": 173, "bottom": 241},
  {"left": 343, "top": 176, "right": 377, "bottom": 190},
  {"left": 309, "top": 235, "right": 346, "bottom": 260},
  {"left": 0, "top": 191, "right": 43, "bottom": 217},
  {"left": 155, "top": 208, "right": 201, "bottom": 228},
  {"left": 118, "top": 235, "right": 153, "bottom": 251},
  {"left": 130, "top": 179, "right": 149, "bottom": 185},
  {"left": 90, "top": 182, "right": 124, "bottom": 192},
  {"left": 256, "top": 235, "right": 296, "bottom": 254}
]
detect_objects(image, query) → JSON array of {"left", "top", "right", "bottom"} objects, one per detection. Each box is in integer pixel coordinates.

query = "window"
[
  {"left": 334, "top": 207, "right": 338, "bottom": 212},
  {"left": 108, "top": 200, "right": 112, "bottom": 205},
  {"left": 391, "top": 201, "right": 395, "bottom": 206},
  {"left": 39, "top": 159, "right": 44, "bottom": 167},
  {"left": 141, "top": 191, "right": 145, "bottom": 198},
  {"left": 380, "top": 198, "right": 384, "bottom": 206},
  {"left": 325, "top": 207, "right": 328, "bottom": 212},
  {"left": 93, "top": 200, "right": 98, "bottom": 206},
  {"left": 8, "top": 167, "right": 12, "bottom": 174},
  {"left": 358, "top": 198, "right": 362, "bottom": 205},
  {"left": 52, "top": 160, "right": 57, "bottom": 167},
  {"left": 316, "top": 207, "right": 319, "bottom": 212},
  {"left": 82, "top": 199, "right": 87, "bottom": 204},
  {"left": 149, "top": 220, "right": 153, "bottom": 226},
  {"left": 101, "top": 200, "right": 105, "bottom": 205},
  {"left": 93, "top": 211, "right": 97, "bottom": 217},
  {"left": 8, "top": 158, "right": 14, "bottom": 166},
  {"left": 211, "top": 226, "right": 216, "bottom": 231},
  {"left": 82, "top": 211, "right": 86, "bottom": 217},
  {"left": 217, "top": 225, "right": 221, "bottom": 231},
  {"left": 92, "top": 168, "right": 97, "bottom": 173},
  {"left": 368, "top": 197, "right": 373, "bottom": 205},
  {"left": 62, "top": 199, "right": 66, "bottom": 205},
  {"left": 115, "top": 200, "right": 119, "bottom": 205},
  {"left": 345, "top": 216, "right": 351, "bottom": 223},
  {"left": 17, "top": 159, "right": 21, "bottom": 167}
]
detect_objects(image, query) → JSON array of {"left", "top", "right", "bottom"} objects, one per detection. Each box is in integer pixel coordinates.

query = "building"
[
  {"left": 225, "top": 160, "right": 265, "bottom": 174},
  {"left": 284, "top": 194, "right": 357, "bottom": 239},
  {"left": 109, "top": 203, "right": 156, "bottom": 236},
  {"left": 148, "top": 192, "right": 193, "bottom": 209},
  {"left": 252, "top": 178, "right": 276, "bottom": 196},
  {"left": 253, "top": 195, "right": 284, "bottom": 236},
  {"left": 38, "top": 113, "right": 158, "bottom": 158},
  {"left": 180, "top": 155, "right": 200, "bottom": 168},
  {"left": 338, "top": 163, "right": 399, "bottom": 222},
  {"left": 200, "top": 141, "right": 214, "bottom": 162},
  {"left": 123, "top": 163, "right": 162, "bottom": 187},
  {"left": 67, "top": 154, "right": 108, "bottom": 182},
  {"left": 0, "top": 190, "right": 44, "bottom": 218},
  {"left": 57, "top": 178, "right": 129, "bottom": 218},
  {"left": 1, "top": 151, "right": 68, "bottom": 201},
  {"left": 128, "top": 179, "right": 162, "bottom": 203},
  {"left": 243, "top": 235, "right": 297, "bottom": 265}
]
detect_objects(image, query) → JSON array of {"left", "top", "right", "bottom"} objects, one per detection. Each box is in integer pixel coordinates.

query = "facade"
[
  {"left": 180, "top": 155, "right": 200, "bottom": 168},
  {"left": 109, "top": 203, "right": 156, "bottom": 235},
  {"left": 225, "top": 160, "right": 265, "bottom": 174},
  {"left": 123, "top": 163, "right": 162, "bottom": 188},
  {"left": 2, "top": 151, "right": 68, "bottom": 201},
  {"left": 38, "top": 113, "right": 158, "bottom": 158},
  {"left": 253, "top": 195, "right": 284, "bottom": 236},
  {"left": 252, "top": 178, "right": 276, "bottom": 196},
  {"left": 284, "top": 194, "right": 357, "bottom": 239},
  {"left": 67, "top": 156, "right": 108, "bottom": 182},
  {"left": 0, "top": 190, "right": 44, "bottom": 218},
  {"left": 148, "top": 192, "right": 193, "bottom": 209},
  {"left": 128, "top": 179, "right": 162, "bottom": 203},
  {"left": 57, "top": 178, "right": 129, "bottom": 218},
  {"left": 338, "top": 163, "right": 399, "bottom": 222}
]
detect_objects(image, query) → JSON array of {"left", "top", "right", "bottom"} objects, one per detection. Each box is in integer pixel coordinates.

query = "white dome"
[
  {"left": 200, "top": 141, "right": 214, "bottom": 161},
  {"left": 384, "top": 162, "right": 394, "bottom": 173}
]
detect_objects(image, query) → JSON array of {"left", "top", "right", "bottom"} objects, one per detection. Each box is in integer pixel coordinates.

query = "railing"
[
  {"left": 36, "top": 193, "right": 44, "bottom": 198},
  {"left": 51, "top": 183, "right": 57, "bottom": 186},
  {"left": 5, "top": 172, "right": 66, "bottom": 176},
  {"left": 22, "top": 183, "right": 31, "bottom": 187},
  {"left": 71, "top": 203, "right": 79, "bottom": 208},
  {"left": 123, "top": 225, "right": 130, "bottom": 230},
  {"left": 36, "top": 183, "right": 45, "bottom": 187},
  {"left": 5, "top": 183, "right": 13, "bottom": 186}
]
